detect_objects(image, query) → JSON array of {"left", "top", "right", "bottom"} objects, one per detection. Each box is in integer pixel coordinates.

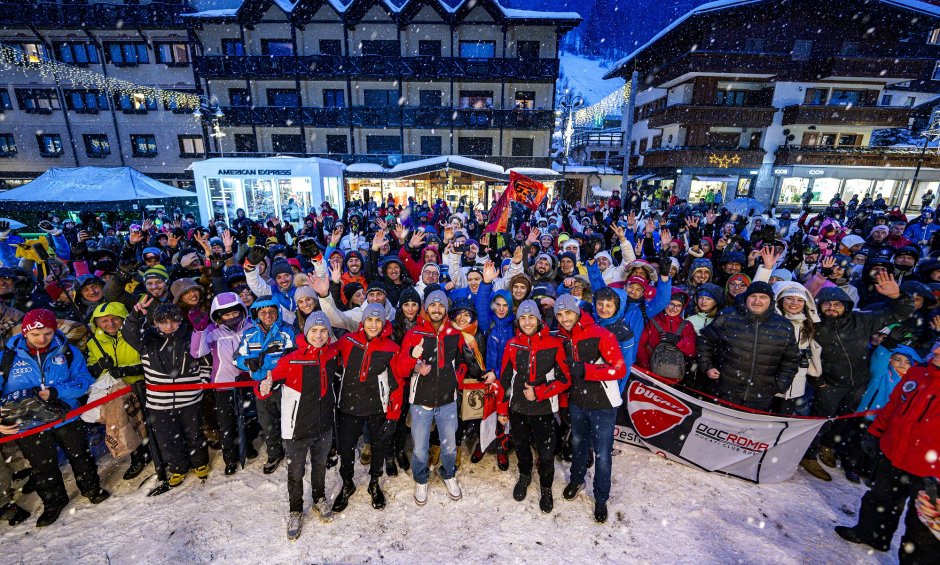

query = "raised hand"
[
  {"left": 330, "top": 226, "right": 343, "bottom": 247},
  {"left": 512, "top": 244, "right": 524, "bottom": 264},
  {"left": 626, "top": 210, "right": 637, "bottom": 228},
  {"left": 443, "top": 225, "right": 455, "bottom": 242},
  {"left": 375, "top": 217, "right": 387, "bottom": 231},
  {"left": 874, "top": 272, "right": 901, "bottom": 299},
  {"left": 222, "top": 229, "right": 234, "bottom": 252},
  {"left": 483, "top": 260, "right": 497, "bottom": 284},
  {"left": 930, "top": 314, "right": 940, "bottom": 332},
  {"left": 392, "top": 226, "right": 406, "bottom": 244},
  {"left": 526, "top": 227, "right": 541, "bottom": 245},
  {"left": 409, "top": 231, "right": 426, "bottom": 248},
  {"left": 372, "top": 230, "right": 386, "bottom": 251},
  {"left": 128, "top": 229, "right": 144, "bottom": 245},
  {"left": 329, "top": 264, "right": 341, "bottom": 284},
  {"left": 760, "top": 245, "right": 777, "bottom": 269},
  {"left": 135, "top": 295, "right": 154, "bottom": 316},
  {"left": 167, "top": 231, "right": 180, "bottom": 248},
  {"left": 705, "top": 210, "right": 717, "bottom": 224},
  {"left": 308, "top": 272, "right": 330, "bottom": 298},
  {"left": 660, "top": 228, "right": 673, "bottom": 248},
  {"left": 611, "top": 223, "right": 624, "bottom": 240},
  {"left": 0, "top": 220, "right": 10, "bottom": 238}
]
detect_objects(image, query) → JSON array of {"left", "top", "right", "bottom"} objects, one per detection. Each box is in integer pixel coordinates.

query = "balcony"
[
  {"left": 220, "top": 106, "right": 555, "bottom": 130},
  {"left": 203, "top": 152, "right": 552, "bottom": 169},
  {"left": 641, "top": 147, "right": 765, "bottom": 169},
  {"left": 822, "top": 55, "right": 933, "bottom": 82},
  {"left": 781, "top": 104, "right": 912, "bottom": 128},
  {"left": 774, "top": 146, "right": 940, "bottom": 168},
  {"left": 0, "top": 2, "right": 191, "bottom": 28},
  {"left": 650, "top": 50, "right": 793, "bottom": 87},
  {"left": 647, "top": 104, "right": 776, "bottom": 128},
  {"left": 194, "top": 56, "right": 559, "bottom": 82}
]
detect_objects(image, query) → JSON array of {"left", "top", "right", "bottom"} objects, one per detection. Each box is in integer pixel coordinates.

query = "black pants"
[
  {"left": 149, "top": 403, "right": 209, "bottom": 475},
  {"left": 255, "top": 388, "right": 284, "bottom": 461},
  {"left": 17, "top": 419, "right": 100, "bottom": 507},
  {"left": 285, "top": 430, "right": 332, "bottom": 512},
  {"left": 336, "top": 411, "right": 387, "bottom": 481},
  {"left": 509, "top": 411, "right": 556, "bottom": 488},
  {"left": 807, "top": 382, "right": 867, "bottom": 463},
  {"left": 214, "top": 389, "right": 260, "bottom": 466},
  {"left": 131, "top": 380, "right": 163, "bottom": 481},
  {"left": 853, "top": 455, "right": 940, "bottom": 562}
]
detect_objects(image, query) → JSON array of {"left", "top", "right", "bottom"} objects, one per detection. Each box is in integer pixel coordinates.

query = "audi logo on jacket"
[
  {"left": 335, "top": 323, "right": 403, "bottom": 420},
  {"left": 270, "top": 335, "right": 341, "bottom": 441},
  {"left": 395, "top": 316, "right": 485, "bottom": 408},
  {"left": 556, "top": 311, "right": 627, "bottom": 410},
  {"left": 497, "top": 325, "right": 571, "bottom": 416}
]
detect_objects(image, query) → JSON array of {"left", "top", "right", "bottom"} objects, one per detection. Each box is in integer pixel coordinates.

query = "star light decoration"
[
  {"left": 708, "top": 153, "right": 741, "bottom": 168},
  {"left": 0, "top": 45, "right": 199, "bottom": 111},
  {"left": 571, "top": 82, "right": 630, "bottom": 128}
]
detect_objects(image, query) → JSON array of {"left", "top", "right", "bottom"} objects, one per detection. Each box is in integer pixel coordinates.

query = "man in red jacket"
[
  {"left": 553, "top": 294, "right": 626, "bottom": 524},
  {"left": 835, "top": 341, "right": 940, "bottom": 563}
]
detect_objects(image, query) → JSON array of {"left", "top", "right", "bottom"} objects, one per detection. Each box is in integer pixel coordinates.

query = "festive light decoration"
[
  {"left": 571, "top": 82, "right": 630, "bottom": 128},
  {"left": 0, "top": 45, "right": 199, "bottom": 110},
  {"left": 708, "top": 153, "right": 742, "bottom": 168}
]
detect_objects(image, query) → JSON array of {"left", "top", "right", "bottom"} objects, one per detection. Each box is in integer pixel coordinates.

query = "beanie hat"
[
  {"left": 531, "top": 283, "right": 557, "bottom": 300},
  {"left": 142, "top": 247, "right": 162, "bottom": 260},
  {"left": 143, "top": 265, "right": 169, "bottom": 281},
  {"left": 770, "top": 268, "right": 793, "bottom": 282},
  {"left": 271, "top": 260, "right": 294, "bottom": 279},
  {"left": 424, "top": 289, "right": 449, "bottom": 309},
  {"left": 343, "top": 282, "right": 364, "bottom": 303},
  {"left": 695, "top": 282, "right": 724, "bottom": 303},
  {"left": 516, "top": 299, "right": 542, "bottom": 321},
  {"left": 554, "top": 293, "right": 581, "bottom": 316},
  {"left": 362, "top": 302, "right": 386, "bottom": 323},
  {"left": 171, "top": 278, "right": 202, "bottom": 304},
  {"left": 367, "top": 280, "right": 388, "bottom": 298},
  {"left": 743, "top": 281, "right": 775, "bottom": 300},
  {"left": 22, "top": 308, "right": 57, "bottom": 334},
  {"left": 293, "top": 285, "right": 318, "bottom": 303},
  {"left": 398, "top": 286, "right": 421, "bottom": 308},
  {"left": 303, "top": 311, "right": 332, "bottom": 336}
]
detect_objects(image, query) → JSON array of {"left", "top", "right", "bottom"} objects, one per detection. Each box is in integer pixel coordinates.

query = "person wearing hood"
[
  {"left": 191, "top": 292, "right": 254, "bottom": 475},
  {"left": 507, "top": 272, "right": 533, "bottom": 309},
  {"left": 686, "top": 282, "right": 723, "bottom": 335},
  {"left": 636, "top": 288, "right": 697, "bottom": 375},
  {"left": 235, "top": 295, "right": 296, "bottom": 475},
  {"left": 526, "top": 251, "right": 559, "bottom": 296},
  {"left": 312, "top": 275, "right": 396, "bottom": 334},
  {"left": 374, "top": 253, "right": 410, "bottom": 307},
  {"left": 244, "top": 245, "right": 299, "bottom": 325},
  {"left": 594, "top": 223, "right": 636, "bottom": 285},
  {"left": 684, "top": 257, "right": 714, "bottom": 296},
  {"left": 771, "top": 281, "right": 823, "bottom": 415},
  {"left": 698, "top": 281, "right": 801, "bottom": 410},
  {"left": 414, "top": 261, "right": 441, "bottom": 297},
  {"left": 805, "top": 273, "right": 913, "bottom": 481}
]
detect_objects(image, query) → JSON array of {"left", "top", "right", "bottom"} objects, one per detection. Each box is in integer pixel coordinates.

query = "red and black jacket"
[
  {"left": 869, "top": 364, "right": 939, "bottom": 478},
  {"left": 336, "top": 323, "right": 403, "bottom": 420},
  {"left": 270, "top": 335, "right": 340, "bottom": 440},
  {"left": 498, "top": 325, "right": 570, "bottom": 416},
  {"left": 557, "top": 311, "right": 627, "bottom": 410},
  {"left": 395, "top": 315, "right": 484, "bottom": 408}
]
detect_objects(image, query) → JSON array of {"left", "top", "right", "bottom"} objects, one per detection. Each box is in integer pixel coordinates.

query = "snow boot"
[
  {"left": 246, "top": 443, "right": 259, "bottom": 460},
  {"left": 332, "top": 480, "right": 356, "bottom": 514},
  {"left": 835, "top": 526, "right": 889, "bottom": 552},
  {"left": 497, "top": 451, "right": 509, "bottom": 471},
  {"left": 800, "top": 458, "right": 832, "bottom": 481},
  {"left": 0, "top": 502, "right": 29, "bottom": 526},
  {"left": 168, "top": 473, "right": 186, "bottom": 487},
  {"left": 359, "top": 444, "right": 372, "bottom": 466},
  {"left": 224, "top": 462, "right": 238, "bottom": 476},
  {"left": 385, "top": 456, "right": 398, "bottom": 477},
  {"left": 314, "top": 497, "right": 333, "bottom": 523},
  {"left": 263, "top": 455, "right": 283, "bottom": 474},
  {"left": 414, "top": 482, "right": 428, "bottom": 506},
  {"left": 36, "top": 503, "right": 66, "bottom": 527},
  {"left": 594, "top": 502, "right": 608, "bottom": 524},
  {"left": 513, "top": 474, "right": 531, "bottom": 501},
  {"left": 85, "top": 488, "right": 111, "bottom": 504},
  {"left": 470, "top": 442, "right": 484, "bottom": 464},
  {"left": 368, "top": 478, "right": 386, "bottom": 510},
  {"left": 123, "top": 458, "right": 147, "bottom": 481},
  {"left": 819, "top": 446, "right": 837, "bottom": 468},
  {"left": 845, "top": 470, "right": 861, "bottom": 484},
  {"left": 539, "top": 487, "right": 553, "bottom": 513},
  {"left": 395, "top": 448, "right": 410, "bottom": 472},
  {"left": 286, "top": 511, "right": 302, "bottom": 541},
  {"left": 147, "top": 480, "right": 172, "bottom": 497},
  {"left": 194, "top": 465, "right": 210, "bottom": 480},
  {"left": 563, "top": 482, "right": 584, "bottom": 500}
]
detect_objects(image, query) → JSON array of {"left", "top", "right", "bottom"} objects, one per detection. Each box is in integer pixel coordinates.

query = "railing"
[
  {"left": 774, "top": 145, "right": 940, "bottom": 167},
  {"left": 824, "top": 55, "right": 932, "bottom": 80},
  {"left": 571, "top": 129, "right": 624, "bottom": 148},
  {"left": 647, "top": 104, "right": 777, "bottom": 128},
  {"left": 0, "top": 1, "right": 191, "bottom": 27},
  {"left": 650, "top": 50, "right": 794, "bottom": 86},
  {"left": 194, "top": 55, "right": 560, "bottom": 81},
  {"left": 640, "top": 146, "right": 765, "bottom": 169},
  {"left": 780, "top": 104, "right": 912, "bottom": 127},
  {"left": 219, "top": 106, "right": 555, "bottom": 130}
]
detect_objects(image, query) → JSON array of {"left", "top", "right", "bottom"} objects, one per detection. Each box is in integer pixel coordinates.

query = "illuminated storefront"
[
  {"left": 190, "top": 157, "right": 345, "bottom": 225},
  {"left": 772, "top": 166, "right": 936, "bottom": 210}
]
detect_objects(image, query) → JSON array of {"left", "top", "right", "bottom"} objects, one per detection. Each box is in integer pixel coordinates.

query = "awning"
[
  {"left": 628, "top": 174, "right": 653, "bottom": 181},
  {"left": 693, "top": 175, "right": 737, "bottom": 183},
  {"left": 591, "top": 186, "right": 613, "bottom": 197}
]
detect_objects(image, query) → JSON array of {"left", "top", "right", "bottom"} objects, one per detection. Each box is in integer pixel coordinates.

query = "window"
[
  {"left": 15, "top": 88, "right": 59, "bottom": 113},
  {"left": 804, "top": 88, "right": 828, "bottom": 105},
  {"left": 266, "top": 89, "right": 300, "bottom": 106},
  {"left": 517, "top": 41, "right": 540, "bottom": 59},
  {"left": 221, "top": 39, "right": 245, "bottom": 56},
  {"left": 37, "top": 134, "right": 63, "bottom": 157},
  {"left": 639, "top": 138, "right": 648, "bottom": 153},
  {"left": 906, "top": 96, "right": 917, "bottom": 107},
  {"left": 457, "top": 137, "right": 493, "bottom": 156},
  {"left": 323, "top": 89, "right": 345, "bottom": 108},
  {"left": 514, "top": 91, "right": 535, "bottom": 109},
  {"left": 55, "top": 42, "right": 98, "bottom": 65},
  {"left": 366, "top": 135, "right": 401, "bottom": 154},
  {"left": 229, "top": 89, "right": 251, "bottom": 107},
  {"left": 234, "top": 133, "right": 257, "bottom": 153},
  {"left": 0, "top": 90, "right": 13, "bottom": 111},
  {"left": 933, "top": 61, "right": 940, "bottom": 81},
  {"left": 792, "top": 39, "right": 813, "bottom": 61},
  {"left": 837, "top": 133, "right": 862, "bottom": 147},
  {"left": 930, "top": 28, "right": 940, "bottom": 45},
  {"left": 164, "top": 93, "right": 196, "bottom": 113},
  {"left": 511, "top": 138, "right": 534, "bottom": 157},
  {"left": 3, "top": 42, "right": 48, "bottom": 63},
  {"left": 829, "top": 90, "right": 862, "bottom": 106},
  {"left": 64, "top": 90, "right": 109, "bottom": 113},
  {"left": 818, "top": 133, "right": 838, "bottom": 146},
  {"left": 459, "top": 90, "right": 493, "bottom": 109},
  {"left": 261, "top": 40, "right": 294, "bottom": 57},
  {"left": 364, "top": 89, "right": 398, "bottom": 108},
  {"left": 115, "top": 92, "right": 158, "bottom": 112},
  {"left": 0, "top": 134, "right": 16, "bottom": 156},
  {"left": 418, "top": 40, "right": 442, "bottom": 57},
  {"left": 715, "top": 90, "right": 747, "bottom": 106},
  {"left": 271, "top": 134, "right": 303, "bottom": 154},
  {"left": 360, "top": 40, "right": 399, "bottom": 57},
  {"left": 420, "top": 90, "right": 443, "bottom": 107},
  {"left": 155, "top": 43, "right": 190, "bottom": 65},
  {"left": 880, "top": 94, "right": 893, "bottom": 106},
  {"left": 83, "top": 134, "right": 110, "bottom": 158},
  {"left": 652, "top": 135, "right": 663, "bottom": 149},
  {"left": 421, "top": 136, "right": 442, "bottom": 156},
  {"left": 105, "top": 42, "right": 149, "bottom": 65},
  {"left": 319, "top": 39, "right": 342, "bottom": 56},
  {"left": 131, "top": 134, "right": 158, "bottom": 157},
  {"left": 178, "top": 135, "right": 205, "bottom": 156},
  {"left": 326, "top": 134, "right": 348, "bottom": 154},
  {"left": 459, "top": 41, "right": 495, "bottom": 59},
  {"left": 743, "top": 38, "right": 764, "bottom": 52}
]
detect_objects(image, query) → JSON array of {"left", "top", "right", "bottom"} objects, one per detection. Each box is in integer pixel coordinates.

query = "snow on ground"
[
  {"left": 0, "top": 442, "right": 899, "bottom": 564},
  {"left": 558, "top": 53, "right": 624, "bottom": 107}
]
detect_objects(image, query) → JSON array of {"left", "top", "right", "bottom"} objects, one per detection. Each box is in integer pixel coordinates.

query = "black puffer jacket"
[
  {"left": 814, "top": 287, "right": 913, "bottom": 389},
  {"left": 697, "top": 304, "right": 800, "bottom": 404}
]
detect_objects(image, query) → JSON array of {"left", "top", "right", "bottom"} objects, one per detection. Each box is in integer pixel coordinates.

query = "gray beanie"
[
  {"left": 554, "top": 293, "right": 581, "bottom": 316},
  {"left": 362, "top": 302, "right": 386, "bottom": 323},
  {"left": 294, "top": 285, "right": 319, "bottom": 302},
  {"left": 424, "top": 289, "right": 449, "bottom": 309},
  {"left": 516, "top": 299, "right": 542, "bottom": 321},
  {"left": 303, "top": 311, "right": 332, "bottom": 336}
]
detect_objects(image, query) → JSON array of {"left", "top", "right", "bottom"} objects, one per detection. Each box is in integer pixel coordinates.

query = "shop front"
[
  {"left": 190, "top": 157, "right": 345, "bottom": 225},
  {"left": 771, "top": 165, "right": 939, "bottom": 211}
]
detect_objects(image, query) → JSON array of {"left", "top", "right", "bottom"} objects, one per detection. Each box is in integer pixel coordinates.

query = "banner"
[
  {"left": 618, "top": 369, "right": 829, "bottom": 484},
  {"left": 483, "top": 171, "right": 548, "bottom": 234}
]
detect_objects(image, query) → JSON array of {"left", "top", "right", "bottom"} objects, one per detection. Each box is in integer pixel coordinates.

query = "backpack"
[{"left": 648, "top": 318, "right": 688, "bottom": 381}]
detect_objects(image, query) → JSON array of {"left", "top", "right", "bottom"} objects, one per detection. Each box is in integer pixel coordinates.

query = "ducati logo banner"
[{"left": 616, "top": 369, "right": 828, "bottom": 484}]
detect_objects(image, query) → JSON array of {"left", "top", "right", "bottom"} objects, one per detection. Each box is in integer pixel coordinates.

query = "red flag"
[
  {"left": 483, "top": 171, "right": 548, "bottom": 234},
  {"left": 483, "top": 185, "right": 513, "bottom": 234}
]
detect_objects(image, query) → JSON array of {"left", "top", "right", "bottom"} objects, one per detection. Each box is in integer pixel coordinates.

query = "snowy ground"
[
  {"left": 0, "top": 441, "right": 900, "bottom": 564},
  {"left": 558, "top": 53, "right": 624, "bottom": 106}
]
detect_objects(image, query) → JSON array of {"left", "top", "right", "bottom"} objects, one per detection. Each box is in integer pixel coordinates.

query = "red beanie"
[{"left": 22, "top": 309, "right": 57, "bottom": 334}]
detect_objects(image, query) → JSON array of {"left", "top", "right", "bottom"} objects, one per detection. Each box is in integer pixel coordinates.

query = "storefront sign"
[
  {"left": 216, "top": 169, "right": 292, "bottom": 176},
  {"left": 807, "top": 169, "right": 826, "bottom": 176}
]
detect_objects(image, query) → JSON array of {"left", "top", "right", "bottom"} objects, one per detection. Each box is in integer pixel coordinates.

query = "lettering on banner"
[{"left": 693, "top": 422, "right": 770, "bottom": 453}]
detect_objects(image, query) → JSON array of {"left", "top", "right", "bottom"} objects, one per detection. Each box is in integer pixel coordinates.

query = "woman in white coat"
[{"left": 771, "top": 281, "right": 823, "bottom": 416}]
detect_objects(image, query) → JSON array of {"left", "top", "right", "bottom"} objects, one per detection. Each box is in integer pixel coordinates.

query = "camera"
[{"left": 798, "top": 349, "right": 810, "bottom": 369}]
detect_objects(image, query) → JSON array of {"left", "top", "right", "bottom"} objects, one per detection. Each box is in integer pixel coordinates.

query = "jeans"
[
  {"left": 509, "top": 411, "right": 556, "bottom": 488},
  {"left": 569, "top": 404, "right": 617, "bottom": 504},
  {"left": 284, "top": 430, "right": 333, "bottom": 512},
  {"left": 410, "top": 402, "right": 458, "bottom": 484}
]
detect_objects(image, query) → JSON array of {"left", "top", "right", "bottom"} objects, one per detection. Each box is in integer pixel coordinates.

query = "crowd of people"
[{"left": 0, "top": 192, "right": 936, "bottom": 561}]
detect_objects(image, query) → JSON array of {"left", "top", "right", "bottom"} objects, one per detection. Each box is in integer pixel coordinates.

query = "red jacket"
[
  {"left": 869, "top": 364, "right": 940, "bottom": 478},
  {"left": 335, "top": 323, "right": 403, "bottom": 420},
  {"left": 636, "top": 313, "right": 697, "bottom": 370},
  {"left": 270, "top": 335, "right": 339, "bottom": 440},
  {"left": 497, "top": 326, "right": 570, "bottom": 416},
  {"left": 557, "top": 311, "right": 626, "bottom": 410}
]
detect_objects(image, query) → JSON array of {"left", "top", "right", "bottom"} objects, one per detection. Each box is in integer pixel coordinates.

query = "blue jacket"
[
  {"left": 235, "top": 298, "right": 297, "bottom": 381},
  {"left": 483, "top": 289, "right": 515, "bottom": 379},
  {"left": 2, "top": 331, "right": 93, "bottom": 413},
  {"left": 857, "top": 344, "right": 922, "bottom": 421},
  {"left": 472, "top": 282, "right": 494, "bottom": 330},
  {"left": 904, "top": 222, "right": 939, "bottom": 244}
]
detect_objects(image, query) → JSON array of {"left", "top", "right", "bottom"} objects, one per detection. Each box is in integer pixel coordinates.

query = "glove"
[
  {"left": 820, "top": 264, "right": 834, "bottom": 277},
  {"left": 246, "top": 357, "right": 262, "bottom": 373},
  {"left": 568, "top": 360, "right": 586, "bottom": 380},
  {"left": 658, "top": 254, "right": 671, "bottom": 278},
  {"left": 110, "top": 366, "right": 125, "bottom": 379},
  {"left": 380, "top": 419, "right": 397, "bottom": 440},
  {"left": 298, "top": 237, "right": 321, "bottom": 259},
  {"left": 0, "top": 220, "right": 9, "bottom": 241},
  {"left": 262, "top": 343, "right": 283, "bottom": 356},
  {"left": 659, "top": 332, "right": 680, "bottom": 345},
  {"left": 245, "top": 244, "right": 268, "bottom": 266},
  {"left": 188, "top": 309, "right": 210, "bottom": 332},
  {"left": 97, "top": 355, "right": 116, "bottom": 372},
  {"left": 860, "top": 432, "right": 880, "bottom": 459}
]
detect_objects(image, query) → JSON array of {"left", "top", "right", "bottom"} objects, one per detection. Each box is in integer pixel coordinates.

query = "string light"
[
  {"left": 0, "top": 45, "right": 199, "bottom": 110},
  {"left": 572, "top": 82, "right": 631, "bottom": 128}
]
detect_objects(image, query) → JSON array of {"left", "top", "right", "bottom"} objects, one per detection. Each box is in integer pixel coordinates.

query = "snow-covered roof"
[
  {"left": 0, "top": 167, "right": 194, "bottom": 204},
  {"left": 604, "top": 0, "right": 940, "bottom": 79},
  {"left": 346, "top": 163, "right": 387, "bottom": 173},
  {"left": 507, "top": 167, "right": 559, "bottom": 177},
  {"left": 494, "top": 0, "right": 580, "bottom": 21},
  {"left": 343, "top": 155, "right": 563, "bottom": 181},
  {"left": 389, "top": 155, "right": 505, "bottom": 175},
  {"left": 180, "top": 7, "right": 240, "bottom": 18}
]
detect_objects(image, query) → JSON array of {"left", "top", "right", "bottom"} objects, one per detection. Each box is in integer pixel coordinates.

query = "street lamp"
[
  {"left": 556, "top": 91, "right": 584, "bottom": 202},
  {"left": 193, "top": 95, "right": 226, "bottom": 158}
]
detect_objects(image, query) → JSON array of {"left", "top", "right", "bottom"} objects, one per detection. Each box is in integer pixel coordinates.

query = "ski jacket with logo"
[
  {"left": 497, "top": 325, "right": 570, "bottom": 416},
  {"left": 557, "top": 311, "right": 626, "bottom": 410},
  {"left": 2, "top": 332, "right": 92, "bottom": 418},
  {"left": 869, "top": 364, "right": 940, "bottom": 478},
  {"left": 271, "top": 334, "right": 340, "bottom": 440},
  {"left": 336, "top": 324, "right": 402, "bottom": 419},
  {"left": 235, "top": 297, "right": 296, "bottom": 382}
]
